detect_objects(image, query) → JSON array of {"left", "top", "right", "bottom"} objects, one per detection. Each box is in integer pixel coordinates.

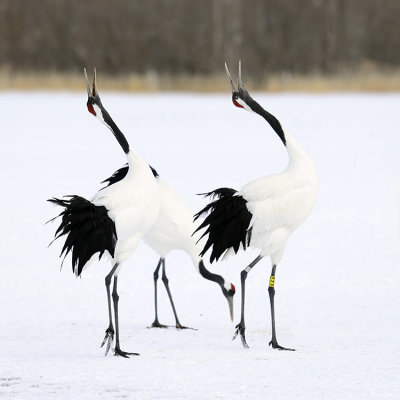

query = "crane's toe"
[
  {"left": 150, "top": 320, "right": 168, "bottom": 328},
  {"left": 100, "top": 327, "right": 115, "bottom": 355},
  {"left": 269, "top": 339, "right": 295, "bottom": 351},
  {"left": 233, "top": 323, "right": 250, "bottom": 349},
  {"left": 114, "top": 348, "right": 140, "bottom": 358},
  {"left": 175, "top": 323, "right": 196, "bottom": 330},
  {"left": 150, "top": 320, "right": 196, "bottom": 330}
]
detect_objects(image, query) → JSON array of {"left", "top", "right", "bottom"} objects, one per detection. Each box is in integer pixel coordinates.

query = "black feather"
[
  {"left": 149, "top": 165, "right": 159, "bottom": 178},
  {"left": 47, "top": 196, "right": 117, "bottom": 276},
  {"left": 193, "top": 188, "right": 252, "bottom": 263},
  {"left": 101, "top": 164, "right": 159, "bottom": 189},
  {"left": 101, "top": 164, "right": 129, "bottom": 187}
]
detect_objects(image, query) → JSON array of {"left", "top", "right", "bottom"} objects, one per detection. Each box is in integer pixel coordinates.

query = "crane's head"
[
  {"left": 225, "top": 60, "right": 253, "bottom": 112},
  {"left": 197, "top": 260, "right": 235, "bottom": 320},
  {"left": 225, "top": 61, "right": 287, "bottom": 145},
  {"left": 222, "top": 282, "right": 236, "bottom": 321},
  {"left": 84, "top": 67, "right": 104, "bottom": 118},
  {"left": 84, "top": 67, "right": 130, "bottom": 154}
]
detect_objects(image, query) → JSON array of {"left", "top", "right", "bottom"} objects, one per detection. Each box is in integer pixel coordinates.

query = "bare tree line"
[{"left": 0, "top": 0, "right": 399, "bottom": 79}]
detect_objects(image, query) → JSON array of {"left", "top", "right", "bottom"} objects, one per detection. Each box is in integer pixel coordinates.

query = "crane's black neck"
[
  {"left": 248, "top": 99, "right": 286, "bottom": 146},
  {"left": 101, "top": 108, "right": 130, "bottom": 154},
  {"left": 198, "top": 260, "right": 224, "bottom": 287}
]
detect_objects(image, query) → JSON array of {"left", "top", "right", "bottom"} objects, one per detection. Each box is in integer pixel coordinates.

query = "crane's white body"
[
  {"left": 143, "top": 178, "right": 202, "bottom": 267},
  {"left": 82, "top": 70, "right": 234, "bottom": 330},
  {"left": 89, "top": 102, "right": 161, "bottom": 269},
  {"left": 195, "top": 62, "right": 317, "bottom": 349},
  {"left": 93, "top": 149, "right": 160, "bottom": 269},
  {"left": 142, "top": 176, "right": 235, "bottom": 323},
  {"left": 50, "top": 68, "right": 164, "bottom": 357},
  {"left": 241, "top": 133, "right": 317, "bottom": 265}
]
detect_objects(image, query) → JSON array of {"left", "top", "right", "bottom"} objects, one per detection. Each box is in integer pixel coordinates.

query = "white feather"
[
  {"left": 241, "top": 131, "right": 317, "bottom": 265},
  {"left": 144, "top": 178, "right": 203, "bottom": 268},
  {"left": 92, "top": 147, "right": 160, "bottom": 266}
]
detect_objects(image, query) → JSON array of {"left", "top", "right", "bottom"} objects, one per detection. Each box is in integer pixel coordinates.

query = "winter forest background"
[{"left": 1, "top": 0, "right": 400, "bottom": 90}]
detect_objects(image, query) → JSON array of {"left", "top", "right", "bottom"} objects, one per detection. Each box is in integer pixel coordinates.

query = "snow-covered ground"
[{"left": 0, "top": 91, "right": 399, "bottom": 399}]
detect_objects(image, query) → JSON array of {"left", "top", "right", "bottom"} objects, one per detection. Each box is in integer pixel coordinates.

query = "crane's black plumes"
[
  {"left": 101, "top": 165, "right": 129, "bottom": 187},
  {"left": 193, "top": 188, "right": 252, "bottom": 263},
  {"left": 101, "top": 164, "right": 159, "bottom": 189},
  {"left": 48, "top": 196, "right": 117, "bottom": 276}
]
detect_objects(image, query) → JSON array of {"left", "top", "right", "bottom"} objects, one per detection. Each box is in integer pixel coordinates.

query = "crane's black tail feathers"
[
  {"left": 193, "top": 188, "right": 252, "bottom": 263},
  {"left": 47, "top": 195, "right": 117, "bottom": 276}
]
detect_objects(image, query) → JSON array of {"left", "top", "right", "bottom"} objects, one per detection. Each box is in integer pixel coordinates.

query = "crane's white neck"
[
  {"left": 284, "top": 131, "right": 315, "bottom": 172},
  {"left": 125, "top": 148, "right": 153, "bottom": 175}
]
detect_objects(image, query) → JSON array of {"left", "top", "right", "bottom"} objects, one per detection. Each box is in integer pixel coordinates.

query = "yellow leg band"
[{"left": 269, "top": 275, "right": 275, "bottom": 288}]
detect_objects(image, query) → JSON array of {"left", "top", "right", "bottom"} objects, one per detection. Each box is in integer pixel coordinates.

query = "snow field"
[{"left": 0, "top": 92, "right": 399, "bottom": 399}]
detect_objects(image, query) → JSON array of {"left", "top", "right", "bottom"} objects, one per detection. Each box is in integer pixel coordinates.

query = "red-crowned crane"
[
  {"left": 95, "top": 99, "right": 235, "bottom": 329},
  {"left": 48, "top": 69, "right": 160, "bottom": 357},
  {"left": 102, "top": 166, "right": 235, "bottom": 329},
  {"left": 194, "top": 62, "right": 317, "bottom": 350}
]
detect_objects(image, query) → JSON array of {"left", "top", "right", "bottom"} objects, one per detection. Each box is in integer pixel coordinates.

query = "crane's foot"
[
  {"left": 175, "top": 322, "right": 196, "bottom": 330},
  {"left": 232, "top": 323, "right": 249, "bottom": 349},
  {"left": 149, "top": 320, "right": 196, "bottom": 330},
  {"left": 100, "top": 327, "right": 114, "bottom": 356},
  {"left": 150, "top": 320, "right": 168, "bottom": 328},
  {"left": 114, "top": 347, "right": 140, "bottom": 358},
  {"left": 269, "top": 339, "right": 295, "bottom": 351}
]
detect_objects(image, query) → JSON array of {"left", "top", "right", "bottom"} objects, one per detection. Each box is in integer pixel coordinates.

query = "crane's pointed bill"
[
  {"left": 92, "top": 67, "right": 97, "bottom": 97},
  {"left": 238, "top": 60, "right": 243, "bottom": 88},
  {"left": 225, "top": 62, "right": 236, "bottom": 92},
  {"left": 84, "top": 68, "right": 91, "bottom": 96},
  {"left": 227, "top": 295, "right": 234, "bottom": 321}
]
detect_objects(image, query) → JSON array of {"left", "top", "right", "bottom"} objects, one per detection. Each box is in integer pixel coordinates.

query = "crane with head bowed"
[
  {"left": 96, "top": 85, "right": 236, "bottom": 328},
  {"left": 101, "top": 164, "right": 236, "bottom": 329}
]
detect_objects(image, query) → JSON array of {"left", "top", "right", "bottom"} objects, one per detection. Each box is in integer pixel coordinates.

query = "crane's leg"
[
  {"left": 100, "top": 262, "right": 119, "bottom": 355},
  {"left": 112, "top": 275, "right": 139, "bottom": 357},
  {"left": 161, "top": 259, "right": 191, "bottom": 329},
  {"left": 233, "top": 256, "right": 263, "bottom": 348},
  {"left": 268, "top": 264, "right": 295, "bottom": 351},
  {"left": 151, "top": 258, "right": 168, "bottom": 328}
]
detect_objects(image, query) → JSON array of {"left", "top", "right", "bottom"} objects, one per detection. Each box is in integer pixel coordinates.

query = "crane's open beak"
[
  {"left": 84, "top": 68, "right": 91, "bottom": 96},
  {"left": 83, "top": 67, "right": 97, "bottom": 97},
  {"left": 225, "top": 62, "right": 236, "bottom": 92},
  {"left": 224, "top": 60, "right": 242, "bottom": 92},
  {"left": 237, "top": 60, "right": 243, "bottom": 89}
]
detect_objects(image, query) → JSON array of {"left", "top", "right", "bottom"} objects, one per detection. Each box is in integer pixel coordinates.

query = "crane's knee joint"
[
  {"left": 153, "top": 270, "right": 159, "bottom": 280},
  {"left": 162, "top": 275, "right": 169, "bottom": 285},
  {"left": 112, "top": 291, "right": 119, "bottom": 302},
  {"left": 240, "top": 270, "right": 248, "bottom": 281},
  {"left": 105, "top": 275, "right": 112, "bottom": 286}
]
